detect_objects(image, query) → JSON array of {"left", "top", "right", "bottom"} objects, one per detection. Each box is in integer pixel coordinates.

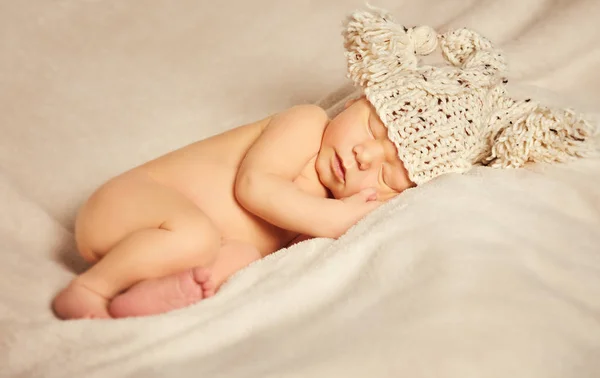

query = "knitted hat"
[{"left": 342, "top": 5, "right": 598, "bottom": 185}]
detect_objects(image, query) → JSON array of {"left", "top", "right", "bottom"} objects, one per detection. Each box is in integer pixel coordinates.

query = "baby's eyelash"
[
  {"left": 380, "top": 165, "right": 394, "bottom": 188},
  {"left": 378, "top": 165, "right": 388, "bottom": 186},
  {"left": 366, "top": 123, "right": 375, "bottom": 139}
]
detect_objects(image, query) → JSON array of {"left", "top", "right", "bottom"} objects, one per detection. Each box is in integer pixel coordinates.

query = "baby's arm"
[{"left": 235, "top": 105, "right": 372, "bottom": 238}]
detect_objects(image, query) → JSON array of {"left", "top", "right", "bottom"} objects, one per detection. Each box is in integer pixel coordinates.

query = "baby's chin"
[
  {"left": 323, "top": 185, "right": 342, "bottom": 199},
  {"left": 323, "top": 179, "right": 362, "bottom": 199}
]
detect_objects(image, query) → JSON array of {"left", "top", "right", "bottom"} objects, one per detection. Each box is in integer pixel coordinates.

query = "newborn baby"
[
  {"left": 53, "top": 95, "right": 411, "bottom": 319},
  {"left": 52, "top": 6, "right": 597, "bottom": 320}
]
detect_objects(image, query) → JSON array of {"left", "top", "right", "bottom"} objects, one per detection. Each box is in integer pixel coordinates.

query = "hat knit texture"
[{"left": 342, "top": 5, "right": 598, "bottom": 185}]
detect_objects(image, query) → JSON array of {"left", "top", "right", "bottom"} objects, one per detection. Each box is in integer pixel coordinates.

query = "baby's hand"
[
  {"left": 333, "top": 188, "right": 383, "bottom": 237},
  {"left": 341, "top": 188, "right": 378, "bottom": 205}
]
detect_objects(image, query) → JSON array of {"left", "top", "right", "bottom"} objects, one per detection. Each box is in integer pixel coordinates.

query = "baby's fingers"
[
  {"left": 341, "top": 188, "right": 378, "bottom": 204},
  {"left": 358, "top": 188, "right": 377, "bottom": 202}
]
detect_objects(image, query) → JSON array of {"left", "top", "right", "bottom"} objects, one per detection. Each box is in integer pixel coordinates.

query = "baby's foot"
[
  {"left": 108, "top": 267, "right": 215, "bottom": 318},
  {"left": 52, "top": 280, "right": 111, "bottom": 320}
]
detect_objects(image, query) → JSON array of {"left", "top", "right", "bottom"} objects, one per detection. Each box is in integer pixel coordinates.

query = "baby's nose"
[{"left": 353, "top": 143, "right": 382, "bottom": 170}]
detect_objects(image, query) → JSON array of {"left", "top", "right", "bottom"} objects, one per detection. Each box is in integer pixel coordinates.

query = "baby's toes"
[
  {"left": 202, "top": 287, "right": 216, "bottom": 298},
  {"left": 201, "top": 279, "right": 216, "bottom": 298},
  {"left": 191, "top": 267, "right": 216, "bottom": 298},
  {"left": 191, "top": 267, "right": 211, "bottom": 284}
]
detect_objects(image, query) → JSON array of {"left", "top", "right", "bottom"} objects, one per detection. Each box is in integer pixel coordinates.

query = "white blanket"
[{"left": 2, "top": 0, "right": 600, "bottom": 377}]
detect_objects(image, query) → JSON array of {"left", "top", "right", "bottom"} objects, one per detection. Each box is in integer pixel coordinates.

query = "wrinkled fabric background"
[{"left": 1, "top": 1, "right": 600, "bottom": 377}]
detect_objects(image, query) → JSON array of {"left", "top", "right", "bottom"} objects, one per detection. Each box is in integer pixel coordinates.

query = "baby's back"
[{"left": 135, "top": 117, "right": 297, "bottom": 255}]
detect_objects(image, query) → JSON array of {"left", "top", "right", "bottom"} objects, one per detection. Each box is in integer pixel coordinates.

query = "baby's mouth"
[{"left": 333, "top": 152, "right": 346, "bottom": 183}]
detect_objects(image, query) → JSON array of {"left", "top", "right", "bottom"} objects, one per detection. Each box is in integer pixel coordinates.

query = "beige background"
[
  {"left": 1, "top": 1, "right": 600, "bottom": 377},
  {"left": 3, "top": 0, "right": 600, "bottom": 226}
]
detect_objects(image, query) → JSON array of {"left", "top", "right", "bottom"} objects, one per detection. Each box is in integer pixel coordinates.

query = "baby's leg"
[
  {"left": 108, "top": 240, "right": 262, "bottom": 318},
  {"left": 52, "top": 172, "right": 221, "bottom": 320},
  {"left": 208, "top": 239, "right": 264, "bottom": 293}
]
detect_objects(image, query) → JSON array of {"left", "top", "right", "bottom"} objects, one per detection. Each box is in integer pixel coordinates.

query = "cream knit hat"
[{"left": 342, "top": 5, "right": 598, "bottom": 185}]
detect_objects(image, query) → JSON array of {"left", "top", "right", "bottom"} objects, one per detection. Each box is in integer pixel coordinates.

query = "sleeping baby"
[{"left": 52, "top": 5, "right": 597, "bottom": 319}]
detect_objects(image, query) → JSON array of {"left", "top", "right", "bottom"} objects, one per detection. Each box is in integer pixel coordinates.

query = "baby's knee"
[
  {"left": 76, "top": 242, "right": 101, "bottom": 264},
  {"left": 73, "top": 194, "right": 124, "bottom": 262},
  {"left": 73, "top": 207, "right": 102, "bottom": 263}
]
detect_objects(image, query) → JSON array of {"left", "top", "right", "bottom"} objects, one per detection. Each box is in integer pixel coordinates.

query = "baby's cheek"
[
  {"left": 342, "top": 171, "right": 383, "bottom": 198},
  {"left": 357, "top": 171, "right": 381, "bottom": 191},
  {"left": 357, "top": 174, "right": 396, "bottom": 201}
]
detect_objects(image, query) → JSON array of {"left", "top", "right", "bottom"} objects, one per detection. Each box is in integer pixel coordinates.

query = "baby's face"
[{"left": 316, "top": 97, "right": 414, "bottom": 200}]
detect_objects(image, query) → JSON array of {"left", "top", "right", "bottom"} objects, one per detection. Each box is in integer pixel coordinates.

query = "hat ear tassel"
[
  {"left": 438, "top": 28, "right": 508, "bottom": 88},
  {"left": 342, "top": 4, "right": 437, "bottom": 87},
  {"left": 484, "top": 100, "right": 599, "bottom": 168}
]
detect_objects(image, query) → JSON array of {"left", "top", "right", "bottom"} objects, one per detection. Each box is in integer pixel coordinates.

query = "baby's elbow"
[
  {"left": 234, "top": 171, "right": 253, "bottom": 209},
  {"left": 234, "top": 171, "right": 264, "bottom": 213},
  {"left": 326, "top": 224, "right": 347, "bottom": 240}
]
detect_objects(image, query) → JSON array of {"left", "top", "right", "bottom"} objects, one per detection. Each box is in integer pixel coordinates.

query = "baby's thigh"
[{"left": 75, "top": 170, "right": 219, "bottom": 262}]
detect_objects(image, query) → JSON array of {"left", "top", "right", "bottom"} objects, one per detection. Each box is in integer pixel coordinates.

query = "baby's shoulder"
[
  {"left": 268, "top": 104, "right": 329, "bottom": 138},
  {"left": 276, "top": 103, "right": 328, "bottom": 124},
  {"left": 283, "top": 103, "right": 328, "bottom": 119}
]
